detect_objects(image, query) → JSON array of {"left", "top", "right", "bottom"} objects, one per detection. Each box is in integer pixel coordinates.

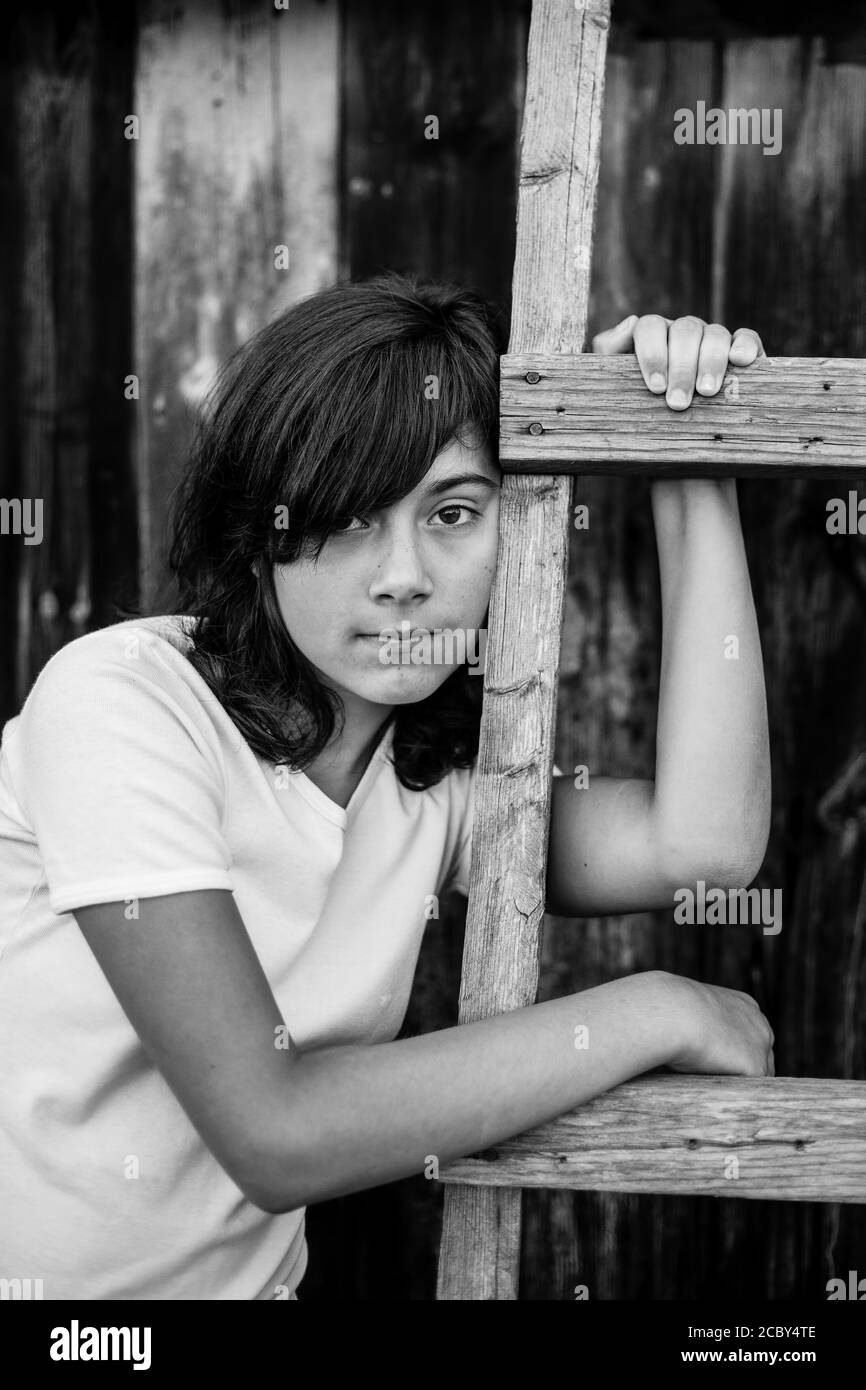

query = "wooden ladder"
[{"left": 435, "top": 0, "right": 866, "bottom": 1300}]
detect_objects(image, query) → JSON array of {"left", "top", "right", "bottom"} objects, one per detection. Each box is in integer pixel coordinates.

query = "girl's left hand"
[{"left": 591, "top": 314, "right": 765, "bottom": 411}]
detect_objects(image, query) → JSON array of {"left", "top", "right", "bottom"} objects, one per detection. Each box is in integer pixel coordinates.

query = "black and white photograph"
[{"left": 0, "top": 0, "right": 865, "bottom": 1347}]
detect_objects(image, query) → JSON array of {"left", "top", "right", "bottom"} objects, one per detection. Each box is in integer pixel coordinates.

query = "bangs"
[{"left": 271, "top": 315, "right": 500, "bottom": 564}]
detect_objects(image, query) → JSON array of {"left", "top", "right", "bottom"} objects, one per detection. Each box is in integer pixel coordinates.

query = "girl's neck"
[{"left": 303, "top": 708, "right": 394, "bottom": 807}]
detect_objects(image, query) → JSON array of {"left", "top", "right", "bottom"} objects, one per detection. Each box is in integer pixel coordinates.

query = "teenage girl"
[{"left": 0, "top": 274, "right": 773, "bottom": 1300}]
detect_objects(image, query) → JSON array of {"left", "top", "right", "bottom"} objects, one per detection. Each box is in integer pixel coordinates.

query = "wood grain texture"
[
  {"left": 0, "top": 23, "right": 14, "bottom": 725},
  {"left": 13, "top": 23, "right": 55, "bottom": 708},
  {"left": 438, "top": 1075, "right": 866, "bottom": 1203},
  {"left": 3, "top": 4, "right": 136, "bottom": 718},
  {"left": 342, "top": 0, "right": 526, "bottom": 308},
  {"left": 500, "top": 354, "right": 866, "bottom": 476},
  {"left": 134, "top": 0, "right": 338, "bottom": 608},
  {"left": 436, "top": 0, "right": 612, "bottom": 1301}
]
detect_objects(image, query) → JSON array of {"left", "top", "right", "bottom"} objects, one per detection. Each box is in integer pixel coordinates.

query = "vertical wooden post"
[{"left": 436, "top": 0, "right": 611, "bottom": 1299}]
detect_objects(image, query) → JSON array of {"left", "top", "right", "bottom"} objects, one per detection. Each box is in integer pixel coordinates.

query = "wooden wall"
[
  {"left": 134, "top": 0, "right": 340, "bottom": 608},
  {"left": 2, "top": 0, "right": 865, "bottom": 1300},
  {"left": 1, "top": 2, "right": 138, "bottom": 712}
]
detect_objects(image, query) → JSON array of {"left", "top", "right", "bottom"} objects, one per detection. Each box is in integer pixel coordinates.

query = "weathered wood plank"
[
  {"left": 12, "top": 27, "right": 55, "bottom": 707},
  {"left": 134, "top": 0, "right": 339, "bottom": 609},
  {"left": 10, "top": 9, "right": 119, "bottom": 705},
  {"left": 436, "top": 0, "right": 612, "bottom": 1301},
  {"left": 500, "top": 354, "right": 866, "bottom": 476},
  {"left": 438, "top": 1076, "right": 866, "bottom": 1203},
  {"left": 0, "top": 20, "right": 15, "bottom": 727},
  {"left": 0, "top": 1, "right": 137, "bottom": 724},
  {"left": 342, "top": 0, "right": 525, "bottom": 307},
  {"left": 53, "top": 35, "right": 93, "bottom": 653},
  {"left": 89, "top": 5, "right": 140, "bottom": 635}
]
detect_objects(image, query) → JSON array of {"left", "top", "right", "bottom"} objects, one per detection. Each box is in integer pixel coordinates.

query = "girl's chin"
[{"left": 356, "top": 667, "right": 457, "bottom": 699}]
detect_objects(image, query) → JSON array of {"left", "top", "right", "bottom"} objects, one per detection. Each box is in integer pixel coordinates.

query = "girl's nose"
[{"left": 369, "top": 534, "right": 434, "bottom": 604}]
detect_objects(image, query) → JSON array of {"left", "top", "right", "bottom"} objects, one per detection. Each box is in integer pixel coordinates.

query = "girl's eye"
[
  {"left": 430, "top": 505, "right": 479, "bottom": 528},
  {"left": 332, "top": 506, "right": 479, "bottom": 535}
]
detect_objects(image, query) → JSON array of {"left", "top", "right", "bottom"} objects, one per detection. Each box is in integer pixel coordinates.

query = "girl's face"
[{"left": 272, "top": 434, "right": 501, "bottom": 716}]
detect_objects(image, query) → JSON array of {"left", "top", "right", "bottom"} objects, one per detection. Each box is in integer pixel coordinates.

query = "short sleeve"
[
  {"left": 441, "top": 758, "right": 564, "bottom": 899},
  {"left": 9, "top": 635, "right": 235, "bottom": 916}
]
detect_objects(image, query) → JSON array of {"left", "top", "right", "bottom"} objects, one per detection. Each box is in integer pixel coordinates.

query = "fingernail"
[
  {"left": 668, "top": 388, "right": 689, "bottom": 408},
  {"left": 699, "top": 374, "right": 715, "bottom": 391},
  {"left": 649, "top": 373, "right": 666, "bottom": 392}
]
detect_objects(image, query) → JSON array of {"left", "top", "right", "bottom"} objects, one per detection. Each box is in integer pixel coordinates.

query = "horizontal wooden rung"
[
  {"left": 437, "top": 1074, "right": 866, "bottom": 1203},
  {"left": 500, "top": 354, "right": 866, "bottom": 477}
]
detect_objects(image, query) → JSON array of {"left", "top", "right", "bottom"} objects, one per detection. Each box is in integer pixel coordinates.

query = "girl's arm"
[
  {"left": 649, "top": 473, "right": 771, "bottom": 877},
  {"left": 72, "top": 888, "right": 774, "bottom": 1214},
  {"left": 545, "top": 316, "right": 771, "bottom": 917}
]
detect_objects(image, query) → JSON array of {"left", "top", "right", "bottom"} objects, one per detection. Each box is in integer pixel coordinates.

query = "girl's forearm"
[
  {"left": 649, "top": 477, "right": 771, "bottom": 874},
  {"left": 257, "top": 971, "right": 686, "bottom": 1212}
]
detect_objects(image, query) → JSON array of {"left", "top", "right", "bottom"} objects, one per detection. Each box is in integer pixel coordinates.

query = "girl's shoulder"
[
  {"left": 29, "top": 615, "right": 196, "bottom": 690},
  {"left": 46, "top": 613, "right": 194, "bottom": 662},
  {"left": 14, "top": 615, "right": 216, "bottom": 741}
]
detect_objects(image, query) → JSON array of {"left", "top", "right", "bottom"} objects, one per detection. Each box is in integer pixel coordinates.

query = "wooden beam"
[
  {"left": 436, "top": 0, "right": 612, "bottom": 1301},
  {"left": 437, "top": 1075, "right": 866, "bottom": 1204},
  {"left": 501, "top": 353, "right": 866, "bottom": 476}
]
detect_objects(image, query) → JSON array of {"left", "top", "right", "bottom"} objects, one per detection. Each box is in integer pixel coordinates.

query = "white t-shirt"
[{"left": 0, "top": 614, "right": 480, "bottom": 1300}]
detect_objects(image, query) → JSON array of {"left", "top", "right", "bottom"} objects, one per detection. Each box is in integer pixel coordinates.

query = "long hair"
[{"left": 119, "top": 272, "right": 505, "bottom": 791}]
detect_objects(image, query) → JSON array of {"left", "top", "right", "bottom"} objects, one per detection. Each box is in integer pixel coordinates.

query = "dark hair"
[{"left": 121, "top": 272, "right": 505, "bottom": 791}]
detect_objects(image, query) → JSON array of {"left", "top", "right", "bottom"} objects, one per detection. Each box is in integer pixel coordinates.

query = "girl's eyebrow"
[{"left": 422, "top": 472, "right": 500, "bottom": 498}]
